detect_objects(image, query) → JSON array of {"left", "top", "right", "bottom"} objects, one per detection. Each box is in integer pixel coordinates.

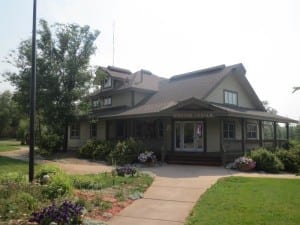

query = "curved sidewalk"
[{"left": 108, "top": 165, "right": 232, "bottom": 225}]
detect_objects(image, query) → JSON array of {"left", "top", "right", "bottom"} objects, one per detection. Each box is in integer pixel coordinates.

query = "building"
[{"left": 68, "top": 63, "right": 297, "bottom": 165}]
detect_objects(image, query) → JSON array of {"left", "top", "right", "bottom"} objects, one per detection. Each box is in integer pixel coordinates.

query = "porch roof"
[
  {"left": 211, "top": 103, "right": 298, "bottom": 123},
  {"left": 94, "top": 98, "right": 297, "bottom": 123}
]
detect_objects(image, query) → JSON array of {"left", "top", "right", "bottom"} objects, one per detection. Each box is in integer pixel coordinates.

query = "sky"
[{"left": 0, "top": 0, "right": 299, "bottom": 120}]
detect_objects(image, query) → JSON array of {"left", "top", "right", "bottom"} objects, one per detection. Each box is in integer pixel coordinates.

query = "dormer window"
[
  {"left": 103, "top": 97, "right": 112, "bottom": 106},
  {"left": 103, "top": 77, "right": 112, "bottom": 88},
  {"left": 224, "top": 90, "right": 238, "bottom": 105}
]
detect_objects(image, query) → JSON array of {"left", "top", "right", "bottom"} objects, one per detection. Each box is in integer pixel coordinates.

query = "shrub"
[
  {"left": 108, "top": 138, "right": 146, "bottom": 165},
  {"left": 250, "top": 148, "right": 284, "bottom": 173},
  {"left": 234, "top": 156, "right": 256, "bottom": 171},
  {"left": 276, "top": 149, "right": 300, "bottom": 172},
  {"left": 30, "top": 201, "right": 83, "bottom": 225},
  {"left": 35, "top": 164, "right": 62, "bottom": 180},
  {"left": 71, "top": 175, "right": 102, "bottom": 190},
  {"left": 115, "top": 165, "right": 137, "bottom": 176},
  {"left": 79, "top": 140, "right": 114, "bottom": 160},
  {"left": 38, "top": 133, "right": 62, "bottom": 155}
]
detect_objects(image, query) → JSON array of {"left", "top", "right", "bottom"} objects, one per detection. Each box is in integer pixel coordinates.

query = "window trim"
[
  {"left": 70, "top": 123, "right": 80, "bottom": 139},
  {"left": 103, "top": 96, "right": 112, "bottom": 106},
  {"left": 103, "top": 77, "right": 112, "bottom": 89},
  {"left": 223, "top": 120, "right": 236, "bottom": 139},
  {"left": 246, "top": 123, "right": 257, "bottom": 139},
  {"left": 223, "top": 90, "right": 238, "bottom": 106}
]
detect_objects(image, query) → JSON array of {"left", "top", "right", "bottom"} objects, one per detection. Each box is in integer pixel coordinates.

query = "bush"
[
  {"left": 250, "top": 148, "right": 284, "bottom": 173},
  {"left": 42, "top": 174, "right": 73, "bottom": 200},
  {"left": 276, "top": 149, "right": 300, "bottom": 173},
  {"left": 30, "top": 201, "right": 83, "bottom": 225},
  {"left": 79, "top": 140, "right": 114, "bottom": 160},
  {"left": 38, "top": 133, "right": 62, "bottom": 155},
  {"left": 108, "top": 138, "right": 146, "bottom": 165},
  {"left": 35, "top": 164, "right": 62, "bottom": 180}
]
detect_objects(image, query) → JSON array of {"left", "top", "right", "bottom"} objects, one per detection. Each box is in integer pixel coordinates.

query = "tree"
[
  {"left": 262, "top": 100, "right": 277, "bottom": 115},
  {"left": 0, "top": 91, "right": 21, "bottom": 137},
  {"left": 292, "top": 87, "right": 300, "bottom": 93},
  {"left": 4, "top": 19, "right": 100, "bottom": 151}
]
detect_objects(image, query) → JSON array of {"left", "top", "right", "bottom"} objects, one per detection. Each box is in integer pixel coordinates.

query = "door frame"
[{"left": 174, "top": 120, "right": 205, "bottom": 152}]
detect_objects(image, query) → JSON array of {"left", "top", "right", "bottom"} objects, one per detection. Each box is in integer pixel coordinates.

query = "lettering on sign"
[{"left": 173, "top": 111, "right": 214, "bottom": 118}]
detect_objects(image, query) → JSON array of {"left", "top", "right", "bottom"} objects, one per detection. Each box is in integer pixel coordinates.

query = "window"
[
  {"left": 247, "top": 123, "right": 257, "bottom": 139},
  {"left": 90, "top": 123, "right": 97, "bottom": 138},
  {"left": 103, "top": 97, "right": 112, "bottom": 106},
  {"left": 224, "top": 90, "right": 238, "bottom": 105},
  {"left": 223, "top": 121, "right": 235, "bottom": 139},
  {"left": 92, "top": 99, "right": 100, "bottom": 108},
  {"left": 70, "top": 123, "right": 80, "bottom": 139},
  {"left": 103, "top": 77, "right": 112, "bottom": 88}
]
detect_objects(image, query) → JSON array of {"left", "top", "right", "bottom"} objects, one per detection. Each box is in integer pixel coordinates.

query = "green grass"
[
  {"left": 0, "top": 156, "right": 37, "bottom": 174},
  {"left": 186, "top": 176, "right": 300, "bottom": 225},
  {"left": 0, "top": 139, "right": 21, "bottom": 152}
]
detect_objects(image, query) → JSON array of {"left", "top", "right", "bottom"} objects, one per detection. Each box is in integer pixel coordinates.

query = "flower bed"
[{"left": 234, "top": 156, "right": 256, "bottom": 172}]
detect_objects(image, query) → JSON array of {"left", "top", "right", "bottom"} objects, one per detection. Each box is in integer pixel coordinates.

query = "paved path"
[{"left": 108, "top": 165, "right": 231, "bottom": 225}]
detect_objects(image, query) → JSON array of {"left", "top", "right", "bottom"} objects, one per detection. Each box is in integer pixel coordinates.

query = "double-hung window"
[
  {"left": 103, "top": 97, "right": 112, "bottom": 106},
  {"left": 70, "top": 123, "right": 80, "bottom": 139},
  {"left": 103, "top": 77, "right": 112, "bottom": 88},
  {"left": 224, "top": 90, "right": 238, "bottom": 105},
  {"left": 223, "top": 121, "right": 235, "bottom": 139},
  {"left": 247, "top": 123, "right": 257, "bottom": 139},
  {"left": 90, "top": 123, "right": 97, "bottom": 138}
]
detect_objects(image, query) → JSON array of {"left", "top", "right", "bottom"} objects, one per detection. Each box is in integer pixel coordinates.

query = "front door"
[{"left": 175, "top": 121, "right": 204, "bottom": 151}]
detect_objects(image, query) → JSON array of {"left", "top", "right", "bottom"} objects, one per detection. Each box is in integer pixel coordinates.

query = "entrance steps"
[{"left": 166, "top": 152, "right": 222, "bottom": 166}]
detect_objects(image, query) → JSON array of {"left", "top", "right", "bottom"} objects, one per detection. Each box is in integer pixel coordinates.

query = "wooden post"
[
  {"left": 286, "top": 123, "right": 289, "bottom": 141},
  {"left": 259, "top": 120, "right": 263, "bottom": 147},
  {"left": 241, "top": 118, "right": 245, "bottom": 155},
  {"left": 273, "top": 121, "right": 277, "bottom": 149},
  {"left": 220, "top": 118, "right": 225, "bottom": 165},
  {"left": 204, "top": 119, "right": 207, "bottom": 152}
]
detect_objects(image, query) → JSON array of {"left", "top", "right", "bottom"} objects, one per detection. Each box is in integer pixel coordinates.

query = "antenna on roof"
[{"left": 112, "top": 21, "right": 115, "bottom": 66}]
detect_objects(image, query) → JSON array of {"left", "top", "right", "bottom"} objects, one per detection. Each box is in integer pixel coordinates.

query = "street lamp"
[{"left": 29, "top": 0, "right": 37, "bottom": 182}]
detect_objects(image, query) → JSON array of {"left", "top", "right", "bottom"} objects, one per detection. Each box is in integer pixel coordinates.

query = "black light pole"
[{"left": 29, "top": 0, "right": 37, "bottom": 182}]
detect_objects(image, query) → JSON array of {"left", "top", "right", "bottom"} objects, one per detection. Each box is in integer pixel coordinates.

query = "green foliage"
[
  {"left": 35, "top": 164, "right": 62, "bottom": 180},
  {"left": 38, "top": 133, "right": 63, "bottom": 155},
  {"left": 4, "top": 19, "right": 100, "bottom": 151},
  {"left": 42, "top": 173, "right": 73, "bottom": 200},
  {"left": 79, "top": 139, "right": 114, "bottom": 160},
  {"left": 186, "top": 177, "right": 300, "bottom": 225},
  {"left": 250, "top": 148, "right": 284, "bottom": 173},
  {"left": 108, "top": 138, "right": 146, "bottom": 165},
  {"left": 276, "top": 149, "right": 300, "bottom": 172},
  {"left": 0, "top": 91, "right": 21, "bottom": 138},
  {"left": 16, "top": 118, "right": 29, "bottom": 145},
  {"left": 0, "top": 172, "right": 26, "bottom": 184}
]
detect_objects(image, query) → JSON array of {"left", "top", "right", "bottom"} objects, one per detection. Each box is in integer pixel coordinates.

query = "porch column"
[
  {"left": 286, "top": 123, "right": 289, "bottom": 141},
  {"left": 273, "top": 121, "right": 277, "bottom": 148},
  {"left": 259, "top": 120, "right": 263, "bottom": 147},
  {"left": 241, "top": 118, "right": 245, "bottom": 154},
  {"left": 220, "top": 118, "right": 225, "bottom": 165}
]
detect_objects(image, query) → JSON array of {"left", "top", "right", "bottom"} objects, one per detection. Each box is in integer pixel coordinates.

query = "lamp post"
[{"left": 29, "top": 0, "right": 37, "bottom": 182}]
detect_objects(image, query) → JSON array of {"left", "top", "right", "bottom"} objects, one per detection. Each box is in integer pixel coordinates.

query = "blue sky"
[{"left": 0, "top": 0, "right": 300, "bottom": 120}]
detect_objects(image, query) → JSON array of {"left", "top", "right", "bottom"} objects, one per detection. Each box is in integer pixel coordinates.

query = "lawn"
[
  {"left": 0, "top": 156, "right": 38, "bottom": 174},
  {"left": 0, "top": 139, "right": 21, "bottom": 152},
  {"left": 186, "top": 176, "right": 300, "bottom": 225}
]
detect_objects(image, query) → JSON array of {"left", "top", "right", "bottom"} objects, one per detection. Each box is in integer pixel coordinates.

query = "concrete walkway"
[{"left": 108, "top": 165, "right": 232, "bottom": 225}]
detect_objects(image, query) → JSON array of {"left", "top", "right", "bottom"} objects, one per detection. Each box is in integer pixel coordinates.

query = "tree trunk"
[{"left": 63, "top": 119, "right": 69, "bottom": 152}]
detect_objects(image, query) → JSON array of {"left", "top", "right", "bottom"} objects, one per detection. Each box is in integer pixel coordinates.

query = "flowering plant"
[
  {"left": 234, "top": 156, "right": 256, "bottom": 171},
  {"left": 115, "top": 165, "right": 137, "bottom": 176},
  {"left": 138, "top": 151, "right": 157, "bottom": 164},
  {"left": 29, "top": 201, "right": 83, "bottom": 225}
]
